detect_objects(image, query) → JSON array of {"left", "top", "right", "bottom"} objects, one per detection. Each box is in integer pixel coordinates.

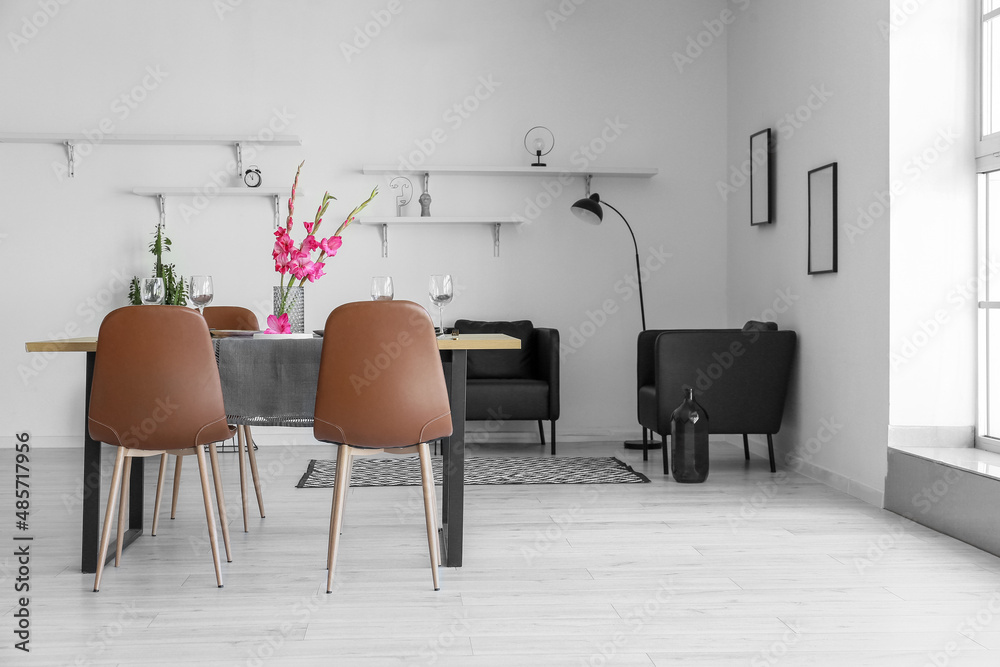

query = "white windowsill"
[{"left": 890, "top": 444, "right": 1000, "bottom": 480}]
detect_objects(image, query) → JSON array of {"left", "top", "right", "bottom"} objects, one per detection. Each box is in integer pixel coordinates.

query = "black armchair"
[
  {"left": 637, "top": 326, "right": 796, "bottom": 474},
  {"left": 454, "top": 319, "right": 560, "bottom": 454}
]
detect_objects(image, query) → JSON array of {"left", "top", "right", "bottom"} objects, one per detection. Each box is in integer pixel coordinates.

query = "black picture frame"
[
  {"left": 750, "top": 128, "right": 773, "bottom": 226},
  {"left": 807, "top": 162, "right": 838, "bottom": 275}
]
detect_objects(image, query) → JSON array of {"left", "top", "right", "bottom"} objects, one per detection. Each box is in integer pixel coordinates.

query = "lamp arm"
[{"left": 602, "top": 200, "right": 647, "bottom": 331}]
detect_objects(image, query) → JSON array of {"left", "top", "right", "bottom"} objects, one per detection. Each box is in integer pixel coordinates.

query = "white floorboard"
[{"left": 2, "top": 439, "right": 1000, "bottom": 665}]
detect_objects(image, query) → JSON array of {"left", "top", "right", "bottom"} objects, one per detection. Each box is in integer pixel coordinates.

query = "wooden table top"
[{"left": 26, "top": 333, "right": 520, "bottom": 353}]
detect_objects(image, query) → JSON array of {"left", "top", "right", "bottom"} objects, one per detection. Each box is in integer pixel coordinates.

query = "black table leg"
[
  {"left": 80, "top": 350, "right": 142, "bottom": 574},
  {"left": 440, "top": 349, "right": 466, "bottom": 568}
]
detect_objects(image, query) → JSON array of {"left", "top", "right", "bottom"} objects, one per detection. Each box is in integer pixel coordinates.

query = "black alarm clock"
[{"left": 244, "top": 165, "right": 261, "bottom": 188}]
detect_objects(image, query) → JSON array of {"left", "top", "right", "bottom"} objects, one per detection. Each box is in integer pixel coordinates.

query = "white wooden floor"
[{"left": 4, "top": 439, "right": 1000, "bottom": 666}]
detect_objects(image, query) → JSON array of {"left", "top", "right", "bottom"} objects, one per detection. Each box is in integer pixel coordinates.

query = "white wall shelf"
[
  {"left": 360, "top": 163, "right": 656, "bottom": 257},
  {"left": 133, "top": 187, "right": 292, "bottom": 228},
  {"left": 362, "top": 165, "right": 658, "bottom": 177},
  {"left": 0, "top": 133, "right": 302, "bottom": 178},
  {"left": 356, "top": 216, "right": 521, "bottom": 257}
]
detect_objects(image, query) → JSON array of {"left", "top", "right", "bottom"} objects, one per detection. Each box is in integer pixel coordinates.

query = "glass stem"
[{"left": 438, "top": 305, "right": 444, "bottom": 333}]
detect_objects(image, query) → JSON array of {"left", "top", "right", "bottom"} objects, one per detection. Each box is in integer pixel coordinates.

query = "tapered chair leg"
[
  {"left": 170, "top": 455, "right": 183, "bottom": 519},
  {"left": 115, "top": 456, "right": 133, "bottom": 567},
  {"left": 207, "top": 443, "right": 232, "bottom": 562},
  {"left": 643, "top": 435, "right": 649, "bottom": 462},
  {"left": 418, "top": 442, "right": 441, "bottom": 591},
  {"left": 327, "top": 445, "right": 352, "bottom": 593},
  {"left": 550, "top": 422, "right": 556, "bottom": 456},
  {"left": 237, "top": 426, "right": 249, "bottom": 532},
  {"left": 243, "top": 426, "right": 266, "bottom": 518},
  {"left": 152, "top": 453, "right": 168, "bottom": 536},
  {"left": 194, "top": 445, "right": 224, "bottom": 588},
  {"left": 94, "top": 447, "right": 126, "bottom": 592},
  {"left": 537, "top": 420, "right": 545, "bottom": 446},
  {"left": 767, "top": 434, "right": 776, "bottom": 473},
  {"left": 662, "top": 434, "right": 669, "bottom": 476},
  {"left": 743, "top": 434, "right": 750, "bottom": 460}
]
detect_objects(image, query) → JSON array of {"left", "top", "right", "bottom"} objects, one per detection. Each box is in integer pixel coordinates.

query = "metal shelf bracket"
[
  {"left": 64, "top": 141, "right": 76, "bottom": 178},
  {"left": 157, "top": 194, "right": 166, "bottom": 228}
]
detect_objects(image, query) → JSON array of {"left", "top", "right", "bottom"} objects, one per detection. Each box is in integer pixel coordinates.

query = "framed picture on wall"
[
  {"left": 807, "top": 162, "right": 838, "bottom": 275},
  {"left": 750, "top": 128, "right": 773, "bottom": 226}
]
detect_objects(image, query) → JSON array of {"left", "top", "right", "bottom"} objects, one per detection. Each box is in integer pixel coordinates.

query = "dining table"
[{"left": 24, "top": 331, "right": 520, "bottom": 573}]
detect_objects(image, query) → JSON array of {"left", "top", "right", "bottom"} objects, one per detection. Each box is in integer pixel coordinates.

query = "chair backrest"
[
  {"left": 453, "top": 319, "right": 536, "bottom": 379},
  {"left": 88, "top": 306, "right": 233, "bottom": 451},
  {"left": 654, "top": 329, "right": 797, "bottom": 434},
  {"left": 203, "top": 306, "right": 260, "bottom": 331},
  {"left": 314, "top": 301, "right": 452, "bottom": 448}
]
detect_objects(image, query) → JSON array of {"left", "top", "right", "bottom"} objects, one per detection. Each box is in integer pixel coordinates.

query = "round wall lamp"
[{"left": 524, "top": 126, "right": 554, "bottom": 167}]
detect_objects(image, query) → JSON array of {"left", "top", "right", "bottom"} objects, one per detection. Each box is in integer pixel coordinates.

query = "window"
[
  {"left": 979, "top": 2, "right": 1000, "bottom": 452},
  {"left": 980, "top": 0, "right": 1000, "bottom": 158}
]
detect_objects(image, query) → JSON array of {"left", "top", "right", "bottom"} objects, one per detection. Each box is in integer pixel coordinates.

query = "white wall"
[
  {"left": 1, "top": 0, "right": 729, "bottom": 441},
  {"left": 726, "top": 0, "right": 890, "bottom": 502},
  {"left": 888, "top": 0, "right": 977, "bottom": 430}
]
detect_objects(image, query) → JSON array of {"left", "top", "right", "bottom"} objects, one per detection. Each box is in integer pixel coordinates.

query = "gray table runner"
[{"left": 214, "top": 338, "right": 324, "bottom": 427}]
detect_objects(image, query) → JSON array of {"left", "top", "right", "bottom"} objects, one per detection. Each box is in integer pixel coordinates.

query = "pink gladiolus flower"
[
  {"left": 289, "top": 254, "right": 314, "bottom": 281},
  {"left": 264, "top": 313, "right": 291, "bottom": 334},
  {"left": 319, "top": 236, "right": 342, "bottom": 256},
  {"left": 302, "top": 235, "right": 319, "bottom": 252},
  {"left": 303, "top": 221, "right": 314, "bottom": 235},
  {"left": 307, "top": 261, "right": 325, "bottom": 283}
]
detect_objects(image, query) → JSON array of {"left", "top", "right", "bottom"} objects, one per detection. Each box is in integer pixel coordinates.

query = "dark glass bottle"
[{"left": 670, "top": 387, "right": 709, "bottom": 483}]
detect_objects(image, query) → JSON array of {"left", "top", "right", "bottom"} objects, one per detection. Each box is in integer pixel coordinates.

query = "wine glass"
[
  {"left": 370, "top": 276, "right": 394, "bottom": 301},
  {"left": 428, "top": 274, "right": 453, "bottom": 335},
  {"left": 189, "top": 275, "right": 214, "bottom": 315},
  {"left": 141, "top": 277, "right": 164, "bottom": 305}
]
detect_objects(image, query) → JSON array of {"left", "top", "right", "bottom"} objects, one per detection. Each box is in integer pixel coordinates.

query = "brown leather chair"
[
  {"left": 88, "top": 305, "right": 234, "bottom": 591},
  {"left": 157, "top": 305, "right": 266, "bottom": 533},
  {"left": 314, "top": 300, "right": 453, "bottom": 593}
]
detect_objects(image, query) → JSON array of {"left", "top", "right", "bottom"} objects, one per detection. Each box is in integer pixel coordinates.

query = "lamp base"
[
  {"left": 531, "top": 161, "right": 547, "bottom": 167},
  {"left": 624, "top": 439, "right": 661, "bottom": 450}
]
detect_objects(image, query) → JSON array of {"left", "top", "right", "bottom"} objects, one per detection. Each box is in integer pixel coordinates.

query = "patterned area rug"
[{"left": 295, "top": 456, "right": 649, "bottom": 488}]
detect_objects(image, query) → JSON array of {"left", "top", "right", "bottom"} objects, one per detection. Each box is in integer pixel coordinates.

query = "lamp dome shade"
[{"left": 571, "top": 193, "right": 603, "bottom": 225}]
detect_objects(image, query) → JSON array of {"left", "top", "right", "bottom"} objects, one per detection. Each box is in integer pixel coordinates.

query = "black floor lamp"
[{"left": 571, "top": 187, "right": 659, "bottom": 453}]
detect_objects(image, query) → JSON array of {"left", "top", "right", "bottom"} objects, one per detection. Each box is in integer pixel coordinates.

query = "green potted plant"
[{"left": 127, "top": 223, "right": 188, "bottom": 305}]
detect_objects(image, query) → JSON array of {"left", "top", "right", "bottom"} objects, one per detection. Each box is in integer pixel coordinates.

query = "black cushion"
[
  {"left": 742, "top": 320, "right": 778, "bottom": 332},
  {"left": 465, "top": 379, "right": 550, "bottom": 420},
  {"left": 454, "top": 319, "right": 535, "bottom": 379}
]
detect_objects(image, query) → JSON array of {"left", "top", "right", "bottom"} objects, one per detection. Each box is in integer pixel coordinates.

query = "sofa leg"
[
  {"left": 537, "top": 420, "right": 546, "bottom": 446},
  {"left": 661, "top": 433, "right": 669, "bottom": 476},
  {"left": 767, "top": 434, "right": 776, "bottom": 473},
  {"left": 743, "top": 434, "right": 750, "bottom": 460},
  {"left": 642, "top": 435, "right": 648, "bottom": 462},
  {"left": 550, "top": 422, "right": 556, "bottom": 456}
]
